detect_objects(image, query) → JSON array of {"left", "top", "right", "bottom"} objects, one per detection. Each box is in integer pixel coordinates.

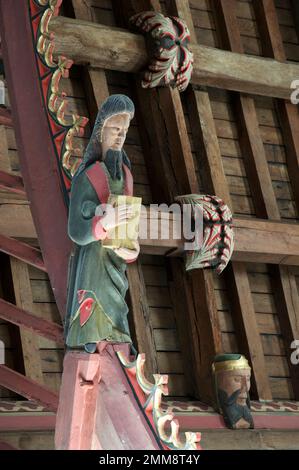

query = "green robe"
[{"left": 65, "top": 161, "right": 132, "bottom": 350}]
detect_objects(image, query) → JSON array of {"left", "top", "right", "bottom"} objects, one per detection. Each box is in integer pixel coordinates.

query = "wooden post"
[{"left": 202, "top": 0, "right": 276, "bottom": 400}]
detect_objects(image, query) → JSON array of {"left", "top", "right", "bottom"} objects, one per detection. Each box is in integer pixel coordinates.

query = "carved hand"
[{"left": 97, "top": 204, "right": 133, "bottom": 231}]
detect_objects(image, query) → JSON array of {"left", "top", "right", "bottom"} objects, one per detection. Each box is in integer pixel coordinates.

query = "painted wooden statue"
[
  {"left": 64, "top": 94, "right": 140, "bottom": 353},
  {"left": 213, "top": 354, "right": 254, "bottom": 429}
]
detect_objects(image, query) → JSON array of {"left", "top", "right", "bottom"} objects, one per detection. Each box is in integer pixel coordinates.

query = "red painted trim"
[
  {"left": 0, "top": 107, "right": 13, "bottom": 127},
  {"left": 123, "top": 164, "right": 133, "bottom": 196},
  {"left": 86, "top": 162, "right": 110, "bottom": 204},
  {"left": 0, "top": 170, "right": 26, "bottom": 196},
  {"left": 0, "top": 365, "right": 59, "bottom": 412},
  {"left": 86, "top": 162, "right": 133, "bottom": 204},
  {"left": 0, "top": 233, "right": 45, "bottom": 271},
  {"left": 175, "top": 413, "right": 299, "bottom": 430},
  {"left": 0, "top": 415, "right": 56, "bottom": 432},
  {"left": 0, "top": 440, "right": 18, "bottom": 450},
  {"left": 0, "top": 298, "right": 64, "bottom": 345},
  {"left": 0, "top": 0, "right": 72, "bottom": 317},
  {"left": 92, "top": 215, "right": 107, "bottom": 241}
]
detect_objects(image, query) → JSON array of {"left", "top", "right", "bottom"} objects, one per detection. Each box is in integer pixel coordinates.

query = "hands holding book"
[
  {"left": 96, "top": 196, "right": 141, "bottom": 263},
  {"left": 99, "top": 203, "right": 133, "bottom": 231}
]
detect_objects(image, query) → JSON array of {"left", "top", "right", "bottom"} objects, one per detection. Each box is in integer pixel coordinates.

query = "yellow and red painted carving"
[
  {"left": 29, "top": 0, "right": 88, "bottom": 190},
  {"left": 117, "top": 351, "right": 202, "bottom": 450}
]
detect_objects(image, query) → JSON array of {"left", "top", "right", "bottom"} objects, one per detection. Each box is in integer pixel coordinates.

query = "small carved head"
[{"left": 212, "top": 354, "right": 254, "bottom": 429}]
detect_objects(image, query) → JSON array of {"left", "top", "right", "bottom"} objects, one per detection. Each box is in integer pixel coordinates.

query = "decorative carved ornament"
[
  {"left": 30, "top": 0, "right": 88, "bottom": 188},
  {"left": 176, "top": 194, "right": 234, "bottom": 273},
  {"left": 130, "top": 11, "right": 193, "bottom": 92},
  {"left": 116, "top": 351, "right": 201, "bottom": 450}
]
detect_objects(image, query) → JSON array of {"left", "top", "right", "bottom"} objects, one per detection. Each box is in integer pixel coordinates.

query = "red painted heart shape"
[{"left": 79, "top": 297, "right": 95, "bottom": 326}]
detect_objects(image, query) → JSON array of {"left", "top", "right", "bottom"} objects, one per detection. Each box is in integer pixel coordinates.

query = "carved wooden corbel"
[{"left": 130, "top": 11, "right": 193, "bottom": 92}]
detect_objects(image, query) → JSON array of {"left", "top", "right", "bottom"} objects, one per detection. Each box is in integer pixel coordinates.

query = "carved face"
[
  {"left": 100, "top": 113, "right": 130, "bottom": 157},
  {"left": 218, "top": 368, "right": 251, "bottom": 406}
]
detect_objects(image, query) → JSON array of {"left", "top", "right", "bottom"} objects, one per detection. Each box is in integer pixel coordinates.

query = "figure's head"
[
  {"left": 74, "top": 94, "right": 135, "bottom": 180},
  {"left": 213, "top": 354, "right": 251, "bottom": 407},
  {"left": 95, "top": 94, "right": 134, "bottom": 158},
  {"left": 99, "top": 113, "right": 131, "bottom": 157},
  {"left": 212, "top": 354, "right": 253, "bottom": 429}
]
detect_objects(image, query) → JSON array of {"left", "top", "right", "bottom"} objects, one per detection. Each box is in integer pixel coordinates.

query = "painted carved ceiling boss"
[{"left": 64, "top": 94, "right": 140, "bottom": 354}]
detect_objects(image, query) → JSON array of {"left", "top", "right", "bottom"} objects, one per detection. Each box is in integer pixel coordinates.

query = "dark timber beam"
[
  {"left": 50, "top": 15, "right": 299, "bottom": 100},
  {"left": 0, "top": 170, "right": 26, "bottom": 196},
  {"left": 0, "top": 298, "right": 64, "bottom": 345},
  {"left": 0, "top": 365, "right": 59, "bottom": 411},
  {"left": 0, "top": 233, "right": 45, "bottom": 271},
  {"left": 0, "top": 0, "right": 72, "bottom": 316}
]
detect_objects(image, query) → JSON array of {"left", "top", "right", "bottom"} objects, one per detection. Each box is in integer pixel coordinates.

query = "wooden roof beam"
[
  {"left": 0, "top": 365, "right": 58, "bottom": 411},
  {"left": 0, "top": 107, "right": 13, "bottom": 127},
  {"left": 50, "top": 16, "right": 299, "bottom": 100},
  {"left": 0, "top": 298, "right": 64, "bottom": 344},
  {"left": 0, "top": 170, "right": 26, "bottom": 196},
  {"left": 0, "top": 233, "right": 45, "bottom": 271},
  {"left": 0, "top": 205, "right": 298, "bottom": 264}
]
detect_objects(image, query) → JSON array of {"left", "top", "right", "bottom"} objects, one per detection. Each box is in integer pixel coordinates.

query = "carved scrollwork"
[
  {"left": 130, "top": 11, "right": 193, "bottom": 92},
  {"left": 31, "top": 0, "right": 88, "bottom": 182},
  {"left": 117, "top": 351, "right": 201, "bottom": 450}
]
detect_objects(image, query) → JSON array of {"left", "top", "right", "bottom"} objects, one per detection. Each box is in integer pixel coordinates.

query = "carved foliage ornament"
[
  {"left": 175, "top": 194, "right": 234, "bottom": 274},
  {"left": 130, "top": 11, "right": 194, "bottom": 92}
]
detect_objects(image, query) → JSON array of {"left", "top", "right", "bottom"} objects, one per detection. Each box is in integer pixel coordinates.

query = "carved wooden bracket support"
[
  {"left": 175, "top": 194, "right": 234, "bottom": 274},
  {"left": 130, "top": 11, "right": 193, "bottom": 92}
]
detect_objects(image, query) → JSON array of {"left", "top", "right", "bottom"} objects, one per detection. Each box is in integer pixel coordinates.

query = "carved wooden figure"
[
  {"left": 64, "top": 94, "right": 140, "bottom": 353},
  {"left": 213, "top": 354, "right": 254, "bottom": 430}
]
